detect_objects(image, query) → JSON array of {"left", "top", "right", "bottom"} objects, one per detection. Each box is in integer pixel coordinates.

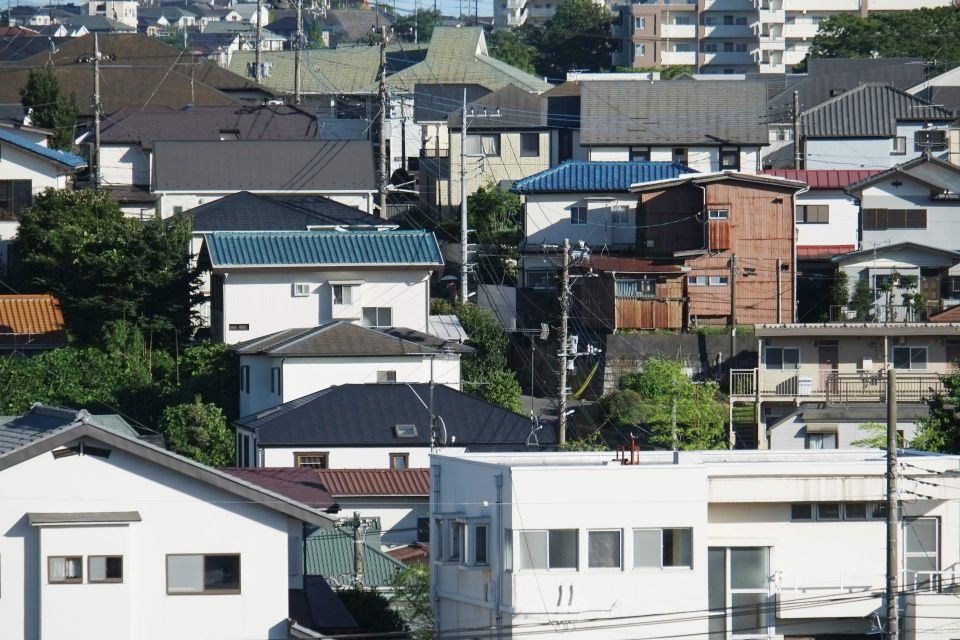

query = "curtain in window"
[
  {"left": 49, "top": 557, "right": 67, "bottom": 582},
  {"left": 167, "top": 555, "right": 204, "bottom": 593}
]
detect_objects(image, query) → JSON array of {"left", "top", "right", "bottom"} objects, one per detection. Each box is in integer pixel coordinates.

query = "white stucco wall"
[
  {"left": 805, "top": 125, "right": 950, "bottom": 170},
  {"left": 795, "top": 190, "right": 859, "bottom": 249},
  {"left": 239, "top": 354, "right": 462, "bottom": 417},
  {"left": 767, "top": 415, "right": 920, "bottom": 450},
  {"left": 100, "top": 144, "right": 150, "bottom": 188},
  {"left": 219, "top": 268, "right": 432, "bottom": 344},
  {"left": 333, "top": 496, "right": 430, "bottom": 547},
  {"left": 859, "top": 176, "right": 960, "bottom": 252},
  {"left": 157, "top": 191, "right": 374, "bottom": 218},
  {"left": 0, "top": 436, "right": 307, "bottom": 640},
  {"left": 0, "top": 142, "right": 71, "bottom": 191},
  {"left": 524, "top": 192, "right": 637, "bottom": 248},
  {"left": 585, "top": 146, "right": 760, "bottom": 173},
  {"left": 262, "top": 446, "right": 466, "bottom": 469}
]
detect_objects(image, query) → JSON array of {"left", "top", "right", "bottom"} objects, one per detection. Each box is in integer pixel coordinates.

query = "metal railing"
[
  {"left": 728, "top": 369, "right": 945, "bottom": 403},
  {"left": 777, "top": 568, "right": 958, "bottom": 595}
]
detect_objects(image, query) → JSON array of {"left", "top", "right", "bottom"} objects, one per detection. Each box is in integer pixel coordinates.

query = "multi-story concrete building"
[{"left": 615, "top": 0, "right": 952, "bottom": 74}]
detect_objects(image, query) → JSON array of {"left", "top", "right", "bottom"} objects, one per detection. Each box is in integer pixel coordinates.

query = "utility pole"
[
  {"left": 792, "top": 90, "right": 801, "bottom": 170},
  {"left": 558, "top": 238, "right": 570, "bottom": 445},
  {"left": 885, "top": 367, "right": 899, "bottom": 640},
  {"left": 254, "top": 0, "right": 263, "bottom": 82},
  {"left": 376, "top": 25, "right": 389, "bottom": 218},
  {"left": 775, "top": 256, "right": 782, "bottom": 323},
  {"left": 459, "top": 87, "right": 469, "bottom": 303},
  {"left": 293, "top": 0, "right": 303, "bottom": 104},
  {"left": 729, "top": 253, "right": 737, "bottom": 365},
  {"left": 670, "top": 389, "right": 678, "bottom": 451},
  {"left": 352, "top": 511, "right": 366, "bottom": 587},
  {"left": 80, "top": 33, "right": 107, "bottom": 191}
]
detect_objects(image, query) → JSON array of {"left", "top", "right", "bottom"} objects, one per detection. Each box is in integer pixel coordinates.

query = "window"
[
  {"left": 674, "top": 42, "right": 694, "bottom": 52},
  {"left": 166, "top": 554, "right": 241, "bottom": 594},
  {"left": 48, "top": 556, "right": 82, "bottom": 584},
  {"left": 474, "top": 525, "right": 488, "bottom": 565},
  {"left": 708, "top": 276, "right": 729, "bottom": 286},
  {"left": 172, "top": 205, "right": 184, "bottom": 216},
  {"left": 904, "top": 517, "right": 940, "bottom": 589},
  {"left": 450, "top": 522, "right": 464, "bottom": 561},
  {"left": 332, "top": 284, "right": 356, "bottom": 306},
  {"left": 634, "top": 16, "right": 645, "bottom": 29},
  {"left": 765, "top": 347, "right": 800, "bottom": 370},
  {"left": 805, "top": 432, "right": 837, "bottom": 449},
  {"left": 417, "top": 517, "right": 430, "bottom": 543},
  {"left": 863, "top": 208, "right": 927, "bottom": 230},
  {"left": 634, "top": 528, "right": 692, "bottom": 568},
  {"left": 894, "top": 346, "right": 927, "bottom": 370},
  {"left": 689, "top": 276, "right": 707, "bottom": 286},
  {"left": 674, "top": 15, "right": 692, "bottom": 25},
  {"left": 526, "top": 271, "right": 557, "bottom": 290},
  {"left": 520, "top": 132, "right": 540, "bottom": 157},
  {"left": 892, "top": 136, "right": 907, "bottom": 155},
  {"left": 270, "top": 367, "right": 282, "bottom": 395},
  {"left": 790, "top": 504, "right": 813, "bottom": 521},
  {"left": 504, "top": 528, "right": 514, "bottom": 572},
  {"left": 611, "top": 204, "right": 630, "bottom": 224},
  {"left": 292, "top": 283, "right": 311, "bottom": 297},
  {"left": 588, "top": 530, "right": 621, "bottom": 569},
  {"left": 361, "top": 307, "right": 392, "bottom": 328},
  {"left": 708, "top": 208, "right": 728, "bottom": 220},
  {"left": 630, "top": 146, "right": 650, "bottom": 162},
  {"left": 845, "top": 503, "right": 867, "bottom": 520},
  {"left": 616, "top": 278, "right": 656, "bottom": 299},
  {"left": 465, "top": 134, "right": 500, "bottom": 157},
  {"left": 377, "top": 370, "right": 397, "bottom": 383},
  {"left": 720, "top": 147, "right": 739, "bottom": 170},
  {"left": 517, "top": 529, "right": 577, "bottom": 570},
  {"left": 673, "top": 147, "right": 688, "bottom": 164},
  {"left": 634, "top": 43, "right": 646, "bottom": 58},
  {"left": 389, "top": 453, "right": 409, "bottom": 469},
  {"left": 796, "top": 204, "right": 829, "bottom": 224},
  {"left": 239, "top": 365, "right": 250, "bottom": 393},
  {"left": 219, "top": 129, "right": 240, "bottom": 140},
  {"left": 394, "top": 424, "right": 417, "bottom": 438},
  {"left": 89, "top": 556, "right": 123, "bottom": 583},
  {"left": 570, "top": 206, "right": 587, "bottom": 225},
  {"left": 228, "top": 323, "right": 249, "bottom": 331},
  {"left": 295, "top": 452, "right": 328, "bottom": 468},
  {"left": 727, "top": 547, "right": 771, "bottom": 636},
  {"left": 915, "top": 129, "right": 948, "bottom": 152},
  {"left": 818, "top": 503, "right": 841, "bottom": 520}
]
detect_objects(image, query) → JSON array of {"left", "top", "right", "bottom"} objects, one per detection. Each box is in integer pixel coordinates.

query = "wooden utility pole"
[
  {"left": 376, "top": 25, "right": 389, "bottom": 218},
  {"left": 459, "top": 87, "right": 469, "bottom": 302},
  {"left": 886, "top": 367, "right": 899, "bottom": 640},
  {"left": 558, "top": 238, "right": 571, "bottom": 445},
  {"left": 294, "top": 0, "right": 303, "bottom": 104},
  {"left": 729, "top": 253, "right": 737, "bottom": 364},
  {"left": 792, "top": 90, "right": 801, "bottom": 170},
  {"left": 254, "top": 0, "right": 263, "bottom": 82}
]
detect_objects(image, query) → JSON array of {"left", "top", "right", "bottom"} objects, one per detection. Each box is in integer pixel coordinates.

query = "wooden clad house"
[
  {"left": 576, "top": 256, "right": 686, "bottom": 330},
  {"left": 630, "top": 172, "right": 807, "bottom": 327}
]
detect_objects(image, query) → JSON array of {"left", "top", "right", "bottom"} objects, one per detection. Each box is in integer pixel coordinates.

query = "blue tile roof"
[
  {"left": 204, "top": 230, "right": 443, "bottom": 267},
  {"left": 511, "top": 161, "right": 697, "bottom": 194},
  {"left": 0, "top": 128, "right": 87, "bottom": 169}
]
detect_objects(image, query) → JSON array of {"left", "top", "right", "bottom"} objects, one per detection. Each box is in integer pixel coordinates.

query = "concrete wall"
[
  {"left": 333, "top": 496, "right": 429, "bottom": 547},
  {"left": 805, "top": 124, "right": 949, "bottom": 170},
  {"left": 767, "top": 414, "right": 921, "bottom": 450},
  {"left": 524, "top": 192, "right": 637, "bottom": 249}
]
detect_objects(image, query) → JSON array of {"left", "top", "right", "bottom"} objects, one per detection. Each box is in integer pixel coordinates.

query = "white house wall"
[
  {"left": 767, "top": 414, "right": 920, "bottom": 450},
  {"left": 0, "top": 437, "right": 302, "bottom": 640},
  {"left": 806, "top": 125, "right": 948, "bottom": 170},
  {"left": 220, "top": 268, "right": 432, "bottom": 344},
  {"left": 524, "top": 192, "right": 637, "bottom": 248},
  {"left": 157, "top": 192, "right": 374, "bottom": 218},
  {"left": 859, "top": 179, "right": 960, "bottom": 252},
  {"left": 584, "top": 146, "right": 760, "bottom": 172},
  {"left": 0, "top": 142, "right": 70, "bottom": 191},
  {"left": 262, "top": 446, "right": 466, "bottom": 469},
  {"left": 795, "top": 190, "right": 859, "bottom": 249},
  {"left": 100, "top": 144, "right": 150, "bottom": 188},
  {"left": 332, "top": 496, "right": 429, "bottom": 547}
]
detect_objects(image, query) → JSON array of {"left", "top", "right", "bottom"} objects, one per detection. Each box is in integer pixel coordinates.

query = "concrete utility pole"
[
  {"left": 459, "top": 87, "right": 469, "bottom": 303},
  {"left": 886, "top": 367, "right": 899, "bottom": 640},
  {"left": 80, "top": 34, "right": 108, "bottom": 190},
  {"left": 792, "top": 90, "right": 801, "bottom": 170},
  {"left": 352, "top": 511, "right": 366, "bottom": 587},
  {"left": 729, "top": 253, "right": 737, "bottom": 365},
  {"left": 293, "top": 0, "right": 303, "bottom": 104},
  {"left": 376, "top": 25, "right": 389, "bottom": 218},
  {"left": 254, "top": 0, "right": 263, "bottom": 82},
  {"left": 558, "top": 238, "right": 571, "bottom": 445}
]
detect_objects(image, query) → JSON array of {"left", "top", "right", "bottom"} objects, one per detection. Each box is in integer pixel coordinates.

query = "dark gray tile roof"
[
  {"left": 232, "top": 321, "right": 474, "bottom": 356},
  {"left": 289, "top": 577, "right": 359, "bottom": 633},
  {"left": 237, "top": 383, "right": 554, "bottom": 448},
  {"left": 152, "top": 140, "right": 375, "bottom": 192},
  {"left": 324, "top": 9, "right": 394, "bottom": 43},
  {"left": 580, "top": 80, "right": 768, "bottom": 146},
  {"left": 182, "top": 191, "right": 390, "bottom": 232},
  {"left": 414, "top": 83, "right": 491, "bottom": 122},
  {"left": 448, "top": 83, "right": 547, "bottom": 129},
  {"left": 801, "top": 83, "right": 956, "bottom": 138},
  {"left": 0, "top": 405, "right": 139, "bottom": 455},
  {"left": 100, "top": 105, "right": 320, "bottom": 150}
]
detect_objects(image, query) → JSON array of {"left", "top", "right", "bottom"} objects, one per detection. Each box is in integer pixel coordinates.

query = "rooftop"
[
  {"left": 629, "top": 170, "right": 807, "bottom": 194},
  {"left": 761, "top": 169, "right": 881, "bottom": 190},
  {"left": 221, "top": 467, "right": 336, "bottom": 508},
  {"left": 513, "top": 161, "right": 696, "bottom": 194},
  {"left": 313, "top": 468, "right": 430, "bottom": 496},
  {"left": 202, "top": 230, "right": 443, "bottom": 268},
  {"left": 0, "top": 129, "right": 86, "bottom": 170},
  {"left": 305, "top": 523, "right": 404, "bottom": 589},
  {"left": 754, "top": 322, "right": 960, "bottom": 337},
  {"left": 0, "top": 294, "right": 67, "bottom": 349}
]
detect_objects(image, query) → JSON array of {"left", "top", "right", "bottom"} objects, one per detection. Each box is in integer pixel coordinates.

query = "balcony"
[
  {"left": 661, "top": 23, "right": 697, "bottom": 38},
  {"left": 757, "top": 35, "right": 785, "bottom": 50},
  {"left": 701, "top": 0, "right": 753, "bottom": 10},
  {"left": 783, "top": 22, "right": 820, "bottom": 38},
  {"left": 729, "top": 369, "right": 946, "bottom": 403},
  {"left": 757, "top": 9, "right": 784, "bottom": 23},
  {"left": 700, "top": 24, "right": 754, "bottom": 38},
  {"left": 661, "top": 50, "right": 697, "bottom": 65},
  {"left": 699, "top": 51, "right": 755, "bottom": 66}
]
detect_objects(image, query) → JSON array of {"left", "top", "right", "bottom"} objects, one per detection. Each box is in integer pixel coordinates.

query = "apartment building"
[
  {"left": 430, "top": 448, "right": 960, "bottom": 639},
  {"left": 615, "top": 0, "right": 952, "bottom": 74}
]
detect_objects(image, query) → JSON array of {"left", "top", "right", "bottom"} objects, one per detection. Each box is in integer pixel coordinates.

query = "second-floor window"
[
  {"left": 332, "top": 284, "right": 357, "bottom": 306},
  {"left": 362, "top": 307, "right": 392, "bottom": 328},
  {"left": 720, "top": 147, "right": 739, "bottom": 171},
  {"left": 893, "top": 346, "right": 927, "bottom": 370},
  {"left": 708, "top": 208, "right": 729, "bottom": 220},
  {"left": 0, "top": 179, "right": 32, "bottom": 217},
  {"left": 634, "top": 527, "right": 693, "bottom": 569},
  {"left": 634, "top": 16, "right": 645, "bottom": 29},
  {"left": 465, "top": 134, "right": 500, "bottom": 157},
  {"left": 295, "top": 452, "right": 328, "bottom": 468},
  {"left": 611, "top": 204, "right": 630, "bottom": 224},
  {"left": 630, "top": 146, "right": 650, "bottom": 162},
  {"left": 673, "top": 148, "right": 688, "bottom": 164},
  {"left": 796, "top": 204, "right": 829, "bottom": 224},
  {"left": 520, "top": 133, "right": 540, "bottom": 157},
  {"left": 765, "top": 347, "right": 800, "bottom": 370},
  {"left": 588, "top": 530, "right": 622, "bottom": 569},
  {"left": 863, "top": 208, "right": 927, "bottom": 230},
  {"left": 518, "top": 529, "right": 577, "bottom": 570},
  {"left": 166, "top": 554, "right": 241, "bottom": 595},
  {"left": 892, "top": 136, "right": 907, "bottom": 155},
  {"left": 571, "top": 206, "right": 587, "bottom": 225},
  {"left": 389, "top": 452, "right": 409, "bottom": 469},
  {"left": 239, "top": 365, "right": 250, "bottom": 393},
  {"left": 616, "top": 278, "right": 655, "bottom": 298}
]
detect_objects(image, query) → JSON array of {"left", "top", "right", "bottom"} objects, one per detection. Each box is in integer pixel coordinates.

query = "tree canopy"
[
  {"left": 390, "top": 563, "right": 433, "bottom": 639},
  {"left": 913, "top": 373, "right": 960, "bottom": 454},
  {"left": 13, "top": 189, "right": 199, "bottom": 346},
  {"left": 393, "top": 9, "right": 441, "bottom": 43},
  {"left": 20, "top": 65, "right": 79, "bottom": 152},
  {"left": 159, "top": 396, "right": 234, "bottom": 466},
  {"left": 487, "top": 29, "right": 539, "bottom": 75}
]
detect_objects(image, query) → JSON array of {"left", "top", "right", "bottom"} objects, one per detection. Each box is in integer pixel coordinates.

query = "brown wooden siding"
[
  {"left": 578, "top": 275, "right": 683, "bottom": 331},
  {"left": 707, "top": 220, "right": 730, "bottom": 250}
]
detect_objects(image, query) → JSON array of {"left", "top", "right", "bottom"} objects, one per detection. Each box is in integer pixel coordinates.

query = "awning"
[{"left": 27, "top": 511, "right": 142, "bottom": 526}]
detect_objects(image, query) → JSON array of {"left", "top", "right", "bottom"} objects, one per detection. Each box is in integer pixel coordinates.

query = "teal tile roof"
[
  {"left": 304, "top": 525, "right": 405, "bottom": 589},
  {"left": 512, "top": 161, "right": 697, "bottom": 194},
  {"left": 204, "top": 230, "right": 443, "bottom": 267},
  {"left": 0, "top": 128, "right": 87, "bottom": 169}
]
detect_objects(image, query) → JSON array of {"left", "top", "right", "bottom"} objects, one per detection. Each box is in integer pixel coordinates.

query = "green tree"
[
  {"left": 830, "top": 270, "right": 849, "bottom": 308},
  {"left": 852, "top": 421, "right": 907, "bottom": 448},
  {"left": 159, "top": 396, "right": 233, "bottom": 466},
  {"left": 468, "top": 183, "right": 523, "bottom": 285},
  {"left": 849, "top": 278, "right": 874, "bottom": 321},
  {"left": 488, "top": 29, "right": 539, "bottom": 75},
  {"left": 390, "top": 563, "right": 433, "bottom": 639},
  {"left": 912, "top": 373, "right": 960, "bottom": 454},
  {"left": 632, "top": 65, "right": 693, "bottom": 79},
  {"left": 536, "top": 0, "right": 615, "bottom": 77},
  {"left": 337, "top": 586, "right": 407, "bottom": 635},
  {"left": 175, "top": 341, "right": 239, "bottom": 420},
  {"left": 20, "top": 65, "right": 79, "bottom": 151},
  {"left": 393, "top": 9, "right": 441, "bottom": 43},
  {"left": 559, "top": 430, "right": 608, "bottom": 451},
  {"left": 307, "top": 20, "right": 326, "bottom": 48},
  {"left": 615, "top": 358, "right": 727, "bottom": 450},
  {"left": 13, "top": 189, "right": 199, "bottom": 345}
]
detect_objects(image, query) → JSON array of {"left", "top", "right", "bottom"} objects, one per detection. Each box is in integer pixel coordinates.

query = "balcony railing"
[
  {"left": 729, "top": 369, "right": 945, "bottom": 403},
  {"left": 778, "top": 568, "right": 958, "bottom": 595}
]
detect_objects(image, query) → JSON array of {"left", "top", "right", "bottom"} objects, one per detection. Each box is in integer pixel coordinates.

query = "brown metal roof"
[
  {"left": 929, "top": 305, "right": 960, "bottom": 323},
  {"left": 387, "top": 542, "right": 430, "bottom": 564},
  {"left": 221, "top": 467, "right": 335, "bottom": 508},
  {"left": 0, "top": 294, "right": 67, "bottom": 349},
  {"left": 312, "top": 468, "right": 430, "bottom": 496},
  {"left": 761, "top": 170, "right": 880, "bottom": 190},
  {"left": 588, "top": 256, "right": 686, "bottom": 274}
]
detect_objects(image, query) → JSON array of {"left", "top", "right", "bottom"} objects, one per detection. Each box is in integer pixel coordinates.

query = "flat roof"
[{"left": 754, "top": 323, "right": 960, "bottom": 337}]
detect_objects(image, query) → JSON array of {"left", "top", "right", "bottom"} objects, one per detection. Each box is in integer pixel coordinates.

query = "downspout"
[
  {"left": 793, "top": 185, "right": 809, "bottom": 323},
  {"left": 495, "top": 474, "right": 504, "bottom": 640},
  {"left": 695, "top": 181, "right": 708, "bottom": 251}
]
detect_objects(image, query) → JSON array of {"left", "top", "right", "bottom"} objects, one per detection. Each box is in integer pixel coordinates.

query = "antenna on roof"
[{"left": 526, "top": 415, "right": 542, "bottom": 448}]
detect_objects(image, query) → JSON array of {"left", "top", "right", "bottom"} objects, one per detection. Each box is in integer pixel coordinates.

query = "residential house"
[
  {"left": 421, "top": 84, "right": 550, "bottom": 216},
  {"left": 907, "top": 65, "right": 960, "bottom": 163},
  {"left": 233, "top": 382, "right": 553, "bottom": 470},
  {"left": 87, "top": 0, "right": 137, "bottom": 28},
  {"left": 202, "top": 20, "right": 285, "bottom": 51},
  {"left": 547, "top": 79, "right": 768, "bottom": 173},
  {"left": 152, "top": 140, "right": 377, "bottom": 217},
  {"left": 764, "top": 58, "right": 926, "bottom": 169},
  {"left": 0, "top": 128, "right": 86, "bottom": 269},
  {"left": 60, "top": 15, "right": 136, "bottom": 33},
  {"left": 844, "top": 155, "right": 960, "bottom": 254},
  {"left": 322, "top": 8, "right": 394, "bottom": 47},
  {"left": 414, "top": 83, "right": 491, "bottom": 178},
  {"left": 233, "top": 2, "right": 269, "bottom": 26},
  {"left": 800, "top": 84, "right": 956, "bottom": 170},
  {"left": 138, "top": 7, "right": 197, "bottom": 35},
  {"left": 0, "top": 294, "right": 68, "bottom": 353},
  {"left": 199, "top": 229, "right": 443, "bottom": 343},
  {"left": 99, "top": 105, "right": 321, "bottom": 218},
  {"left": 430, "top": 448, "right": 960, "bottom": 640},
  {"left": 0, "top": 403, "right": 338, "bottom": 639},
  {"left": 303, "top": 520, "right": 406, "bottom": 590},
  {"left": 629, "top": 171, "right": 807, "bottom": 328},
  {"left": 761, "top": 169, "right": 879, "bottom": 319},
  {"left": 38, "top": 23, "right": 90, "bottom": 37},
  {"left": 728, "top": 323, "right": 960, "bottom": 449},
  {"left": 832, "top": 243, "right": 960, "bottom": 322},
  {"left": 232, "top": 321, "right": 472, "bottom": 416},
  {"left": 766, "top": 404, "right": 931, "bottom": 451}
]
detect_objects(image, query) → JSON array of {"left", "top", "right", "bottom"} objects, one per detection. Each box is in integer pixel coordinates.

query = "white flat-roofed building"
[{"left": 430, "top": 448, "right": 960, "bottom": 639}]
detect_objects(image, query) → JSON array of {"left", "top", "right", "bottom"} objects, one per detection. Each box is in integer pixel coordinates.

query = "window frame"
[
  {"left": 474, "top": 525, "right": 489, "bottom": 566},
  {"left": 587, "top": 529, "right": 623, "bottom": 570},
  {"left": 239, "top": 365, "right": 250, "bottom": 394},
  {"left": 817, "top": 503, "right": 841, "bottom": 521},
  {"left": 270, "top": 366, "right": 282, "bottom": 395},
  {"left": 790, "top": 504, "right": 813, "bottom": 521},
  {"left": 377, "top": 370, "right": 397, "bottom": 383},
  {"left": 719, "top": 147, "right": 740, "bottom": 171},
  {"left": 519, "top": 132, "right": 540, "bottom": 158},
  {"left": 517, "top": 529, "right": 579, "bottom": 571},
  {"left": 708, "top": 275, "right": 729, "bottom": 286},
  {"left": 796, "top": 204, "right": 829, "bottom": 224},
  {"left": 610, "top": 204, "right": 630, "bottom": 224},
  {"left": 893, "top": 346, "right": 928, "bottom": 370},
  {"left": 633, "top": 527, "right": 693, "bottom": 570},
  {"left": 570, "top": 205, "right": 587, "bottom": 225},
  {"left": 394, "top": 424, "right": 418, "bottom": 438},
  {"left": 361, "top": 306, "right": 393, "bottom": 328},
  {"left": 707, "top": 208, "right": 729, "bottom": 220},
  {"left": 332, "top": 284, "right": 356, "bottom": 306},
  {"left": 689, "top": 276, "right": 708, "bottom": 286},
  {"left": 294, "top": 452, "right": 329, "bottom": 468},
  {"left": 389, "top": 452, "right": 409, "bottom": 469},
  {"left": 764, "top": 346, "right": 800, "bottom": 370},
  {"left": 892, "top": 136, "right": 907, "bottom": 155},
  {"left": 292, "top": 282, "right": 311, "bottom": 297},
  {"left": 165, "top": 553, "right": 241, "bottom": 595},
  {"left": 88, "top": 555, "right": 124, "bottom": 584},
  {"left": 48, "top": 556, "right": 83, "bottom": 584},
  {"left": 805, "top": 431, "right": 837, "bottom": 450}
]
